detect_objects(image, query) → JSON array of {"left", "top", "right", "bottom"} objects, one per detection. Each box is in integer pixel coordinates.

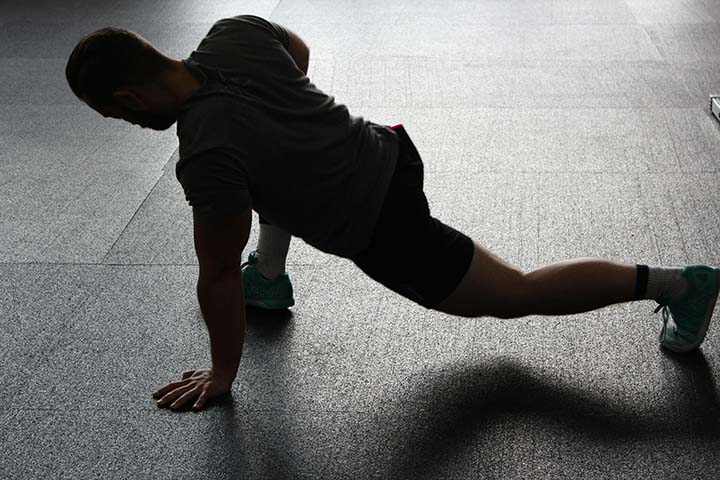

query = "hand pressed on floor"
[{"left": 153, "top": 368, "right": 232, "bottom": 412}]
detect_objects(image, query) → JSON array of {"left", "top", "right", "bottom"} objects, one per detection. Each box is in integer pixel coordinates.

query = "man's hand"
[{"left": 153, "top": 368, "right": 233, "bottom": 412}]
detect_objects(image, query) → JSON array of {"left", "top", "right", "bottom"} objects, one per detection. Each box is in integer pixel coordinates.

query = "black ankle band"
[{"left": 634, "top": 264, "right": 649, "bottom": 300}]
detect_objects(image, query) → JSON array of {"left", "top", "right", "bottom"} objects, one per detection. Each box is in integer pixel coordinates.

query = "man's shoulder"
[
  {"left": 179, "top": 93, "right": 233, "bottom": 122},
  {"left": 210, "top": 15, "right": 285, "bottom": 39},
  {"left": 177, "top": 96, "right": 253, "bottom": 153}
]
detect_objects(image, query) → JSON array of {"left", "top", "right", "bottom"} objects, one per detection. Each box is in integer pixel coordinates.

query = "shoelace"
[
  {"left": 240, "top": 253, "right": 255, "bottom": 270},
  {"left": 239, "top": 256, "right": 277, "bottom": 284},
  {"left": 654, "top": 302, "right": 671, "bottom": 340},
  {"left": 653, "top": 293, "right": 672, "bottom": 341}
]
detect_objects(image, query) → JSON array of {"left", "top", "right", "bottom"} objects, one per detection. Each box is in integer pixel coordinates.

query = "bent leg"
[
  {"left": 434, "top": 241, "right": 637, "bottom": 318},
  {"left": 256, "top": 215, "right": 291, "bottom": 279}
]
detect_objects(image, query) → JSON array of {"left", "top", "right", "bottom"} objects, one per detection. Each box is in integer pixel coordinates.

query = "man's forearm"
[{"left": 196, "top": 267, "right": 246, "bottom": 379}]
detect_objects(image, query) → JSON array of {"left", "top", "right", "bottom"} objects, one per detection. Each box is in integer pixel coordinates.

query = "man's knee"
[
  {"left": 485, "top": 270, "right": 534, "bottom": 319},
  {"left": 432, "top": 248, "right": 531, "bottom": 319},
  {"left": 465, "top": 270, "right": 532, "bottom": 319}
]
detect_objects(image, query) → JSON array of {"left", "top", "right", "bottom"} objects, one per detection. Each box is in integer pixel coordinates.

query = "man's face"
[{"left": 86, "top": 92, "right": 178, "bottom": 131}]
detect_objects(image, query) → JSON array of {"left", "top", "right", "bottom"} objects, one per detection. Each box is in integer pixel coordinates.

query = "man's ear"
[{"left": 111, "top": 89, "right": 146, "bottom": 111}]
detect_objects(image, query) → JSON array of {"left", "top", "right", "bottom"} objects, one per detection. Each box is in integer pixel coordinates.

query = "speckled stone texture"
[{"left": 2, "top": 0, "right": 720, "bottom": 478}]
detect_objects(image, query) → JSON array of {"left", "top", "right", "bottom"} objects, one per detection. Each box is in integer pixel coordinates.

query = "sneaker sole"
[
  {"left": 245, "top": 298, "right": 295, "bottom": 310},
  {"left": 662, "top": 268, "right": 720, "bottom": 353}
]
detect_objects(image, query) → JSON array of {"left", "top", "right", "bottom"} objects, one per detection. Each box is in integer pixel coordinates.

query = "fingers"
[
  {"left": 157, "top": 383, "right": 194, "bottom": 408},
  {"left": 152, "top": 378, "right": 191, "bottom": 399},
  {"left": 169, "top": 387, "right": 201, "bottom": 411},
  {"left": 193, "top": 390, "right": 209, "bottom": 411},
  {"left": 152, "top": 369, "right": 226, "bottom": 412}
]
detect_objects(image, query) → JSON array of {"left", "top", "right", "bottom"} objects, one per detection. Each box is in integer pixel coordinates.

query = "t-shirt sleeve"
[
  {"left": 230, "top": 14, "right": 290, "bottom": 49},
  {"left": 177, "top": 149, "right": 252, "bottom": 224}
]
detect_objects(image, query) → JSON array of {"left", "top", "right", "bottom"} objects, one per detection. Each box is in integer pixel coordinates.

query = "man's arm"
[
  {"left": 194, "top": 208, "right": 252, "bottom": 379},
  {"left": 153, "top": 208, "right": 251, "bottom": 411},
  {"left": 285, "top": 28, "right": 310, "bottom": 75},
  {"left": 234, "top": 15, "right": 310, "bottom": 75}
]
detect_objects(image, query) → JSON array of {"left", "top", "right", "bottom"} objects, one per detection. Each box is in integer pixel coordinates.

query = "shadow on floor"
[
  {"left": 189, "top": 313, "right": 720, "bottom": 478},
  {"left": 245, "top": 305, "right": 294, "bottom": 341},
  {"left": 376, "top": 349, "right": 720, "bottom": 478}
]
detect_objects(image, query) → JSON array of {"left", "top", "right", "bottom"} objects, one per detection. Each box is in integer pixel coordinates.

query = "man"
[{"left": 66, "top": 14, "right": 720, "bottom": 412}]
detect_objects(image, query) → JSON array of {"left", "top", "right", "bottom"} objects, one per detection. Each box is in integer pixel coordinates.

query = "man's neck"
[{"left": 167, "top": 59, "right": 203, "bottom": 107}]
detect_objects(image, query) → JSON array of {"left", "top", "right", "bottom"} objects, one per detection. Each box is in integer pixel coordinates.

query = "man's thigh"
[
  {"left": 433, "top": 241, "right": 526, "bottom": 318},
  {"left": 351, "top": 216, "right": 475, "bottom": 309}
]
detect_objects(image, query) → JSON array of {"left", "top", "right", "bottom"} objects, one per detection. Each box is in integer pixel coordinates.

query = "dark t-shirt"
[{"left": 175, "top": 14, "right": 399, "bottom": 257}]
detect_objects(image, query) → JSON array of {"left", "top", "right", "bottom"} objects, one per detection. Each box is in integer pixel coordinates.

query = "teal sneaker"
[
  {"left": 241, "top": 251, "right": 295, "bottom": 309},
  {"left": 654, "top": 264, "right": 720, "bottom": 353}
]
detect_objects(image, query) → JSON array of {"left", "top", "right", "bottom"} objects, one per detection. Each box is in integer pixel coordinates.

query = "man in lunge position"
[{"left": 66, "top": 15, "right": 720, "bottom": 412}]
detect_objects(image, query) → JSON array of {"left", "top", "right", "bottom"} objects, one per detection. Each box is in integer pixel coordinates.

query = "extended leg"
[
  {"left": 523, "top": 257, "right": 637, "bottom": 316},
  {"left": 434, "top": 241, "right": 637, "bottom": 318},
  {"left": 434, "top": 240, "right": 720, "bottom": 353}
]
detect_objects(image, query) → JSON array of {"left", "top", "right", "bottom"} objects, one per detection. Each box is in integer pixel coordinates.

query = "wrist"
[{"left": 212, "top": 367, "right": 237, "bottom": 383}]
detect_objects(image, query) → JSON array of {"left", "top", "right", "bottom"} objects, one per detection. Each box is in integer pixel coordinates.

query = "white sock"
[
  {"left": 255, "top": 223, "right": 291, "bottom": 280},
  {"left": 644, "top": 266, "right": 689, "bottom": 303}
]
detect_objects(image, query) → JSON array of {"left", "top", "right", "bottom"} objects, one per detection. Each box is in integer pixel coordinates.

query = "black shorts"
[{"left": 349, "top": 124, "right": 475, "bottom": 309}]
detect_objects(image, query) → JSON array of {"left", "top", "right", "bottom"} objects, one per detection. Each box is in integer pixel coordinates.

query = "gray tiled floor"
[{"left": 2, "top": 1, "right": 720, "bottom": 479}]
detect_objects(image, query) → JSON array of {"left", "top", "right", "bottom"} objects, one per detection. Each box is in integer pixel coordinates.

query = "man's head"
[{"left": 66, "top": 27, "right": 190, "bottom": 131}]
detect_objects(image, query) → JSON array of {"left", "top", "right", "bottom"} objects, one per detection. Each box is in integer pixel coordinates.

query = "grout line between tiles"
[{"left": 98, "top": 170, "right": 166, "bottom": 265}]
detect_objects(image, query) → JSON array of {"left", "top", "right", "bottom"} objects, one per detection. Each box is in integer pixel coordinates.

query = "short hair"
[{"left": 65, "top": 27, "right": 174, "bottom": 108}]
